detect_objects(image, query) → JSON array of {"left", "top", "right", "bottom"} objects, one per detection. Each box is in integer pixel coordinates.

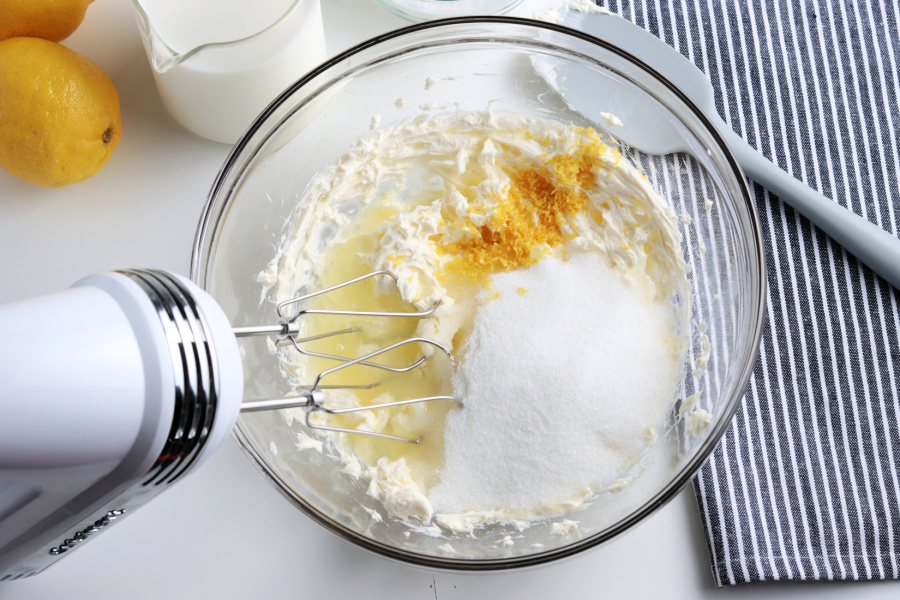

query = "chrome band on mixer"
[{"left": 119, "top": 269, "right": 221, "bottom": 486}]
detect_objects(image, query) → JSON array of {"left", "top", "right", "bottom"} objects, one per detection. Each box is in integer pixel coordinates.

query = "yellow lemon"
[
  {"left": 0, "top": 37, "right": 121, "bottom": 187},
  {"left": 0, "top": 0, "right": 94, "bottom": 42}
]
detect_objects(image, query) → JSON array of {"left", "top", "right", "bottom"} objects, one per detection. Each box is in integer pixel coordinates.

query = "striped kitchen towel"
[{"left": 589, "top": 0, "right": 900, "bottom": 587}]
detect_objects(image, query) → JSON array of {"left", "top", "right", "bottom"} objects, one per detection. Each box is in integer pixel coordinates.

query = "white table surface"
[{"left": 0, "top": 1, "right": 896, "bottom": 597}]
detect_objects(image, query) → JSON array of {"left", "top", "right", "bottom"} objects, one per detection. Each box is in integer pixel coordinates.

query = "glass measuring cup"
[{"left": 131, "top": 0, "right": 327, "bottom": 144}]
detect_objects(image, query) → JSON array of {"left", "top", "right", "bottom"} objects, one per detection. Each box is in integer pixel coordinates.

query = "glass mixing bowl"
[{"left": 192, "top": 17, "right": 765, "bottom": 570}]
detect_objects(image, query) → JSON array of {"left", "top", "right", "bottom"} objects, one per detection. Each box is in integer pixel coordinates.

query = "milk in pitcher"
[{"left": 134, "top": 0, "right": 327, "bottom": 144}]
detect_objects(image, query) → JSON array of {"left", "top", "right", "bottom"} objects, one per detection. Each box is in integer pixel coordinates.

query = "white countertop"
[{"left": 0, "top": 1, "right": 896, "bottom": 597}]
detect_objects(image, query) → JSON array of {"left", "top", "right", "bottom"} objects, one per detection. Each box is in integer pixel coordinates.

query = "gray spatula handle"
[{"left": 718, "top": 127, "right": 900, "bottom": 289}]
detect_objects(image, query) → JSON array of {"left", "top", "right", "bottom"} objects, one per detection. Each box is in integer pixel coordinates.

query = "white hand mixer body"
[
  {"left": 0, "top": 269, "right": 459, "bottom": 580},
  {"left": 0, "top": 270, "right": 243, "bottom": 580}
]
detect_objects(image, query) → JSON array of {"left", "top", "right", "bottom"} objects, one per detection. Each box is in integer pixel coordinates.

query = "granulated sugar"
[{"left": 428, "top": 252, "right": 681, "bottom": 514}]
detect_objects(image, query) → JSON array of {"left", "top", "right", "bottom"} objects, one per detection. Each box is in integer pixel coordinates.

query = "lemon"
[
  {"left": 0, "top": 0, "right": 94, "bottom": 42},
  {"left": 0, "top": 37, "right": 121, "bottom": 187}
]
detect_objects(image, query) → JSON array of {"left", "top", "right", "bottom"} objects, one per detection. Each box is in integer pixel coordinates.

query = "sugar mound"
[{"left": 428, "top": 252, "right": 680, "bottom": 514}]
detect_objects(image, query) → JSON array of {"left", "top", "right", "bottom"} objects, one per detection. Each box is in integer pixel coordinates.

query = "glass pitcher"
[{"left": 131, "top": 0, "right": 326, "bottom": 144}]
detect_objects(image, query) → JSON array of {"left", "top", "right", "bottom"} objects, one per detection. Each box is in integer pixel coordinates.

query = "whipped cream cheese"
[{"left": 262, "top": 108, "right": 697, "bottom": 533}]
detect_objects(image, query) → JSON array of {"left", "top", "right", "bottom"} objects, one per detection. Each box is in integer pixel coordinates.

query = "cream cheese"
[
  {"left": 685, "top": 409, "right": 714, "bottom": 437},
  {"left": 263, "top": 108, "right": 691, "bottom": 533}
]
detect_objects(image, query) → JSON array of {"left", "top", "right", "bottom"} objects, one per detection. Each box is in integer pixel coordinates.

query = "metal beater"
[
  {"left": 0, "top": 268, "right": 460, "bottom": 580},
  {"left": 237, "top": 269, "right": 462, "bottom": 443}
]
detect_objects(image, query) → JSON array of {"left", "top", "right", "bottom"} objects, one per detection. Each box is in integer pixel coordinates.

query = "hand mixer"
[{"left": 0, "top": 268, "right": 460, "bottom": 580}]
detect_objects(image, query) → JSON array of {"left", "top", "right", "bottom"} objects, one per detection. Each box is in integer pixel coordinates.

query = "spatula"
[{"left": 549, "top": 8, "right": 900, "bottom": 290}]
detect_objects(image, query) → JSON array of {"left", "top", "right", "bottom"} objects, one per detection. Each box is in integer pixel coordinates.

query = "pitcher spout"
[{"left": 130, "top": 0, "right": 186, "bottom": 73}]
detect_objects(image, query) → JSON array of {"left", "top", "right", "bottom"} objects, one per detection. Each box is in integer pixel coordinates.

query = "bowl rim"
[{"left": 191, "top": 15, "right": 766, "bottom": 571}]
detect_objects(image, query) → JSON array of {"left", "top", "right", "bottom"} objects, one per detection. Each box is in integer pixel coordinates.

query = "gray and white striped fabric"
[{"left": 591, "top": 0, "right": 900, "bottom": 587}]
